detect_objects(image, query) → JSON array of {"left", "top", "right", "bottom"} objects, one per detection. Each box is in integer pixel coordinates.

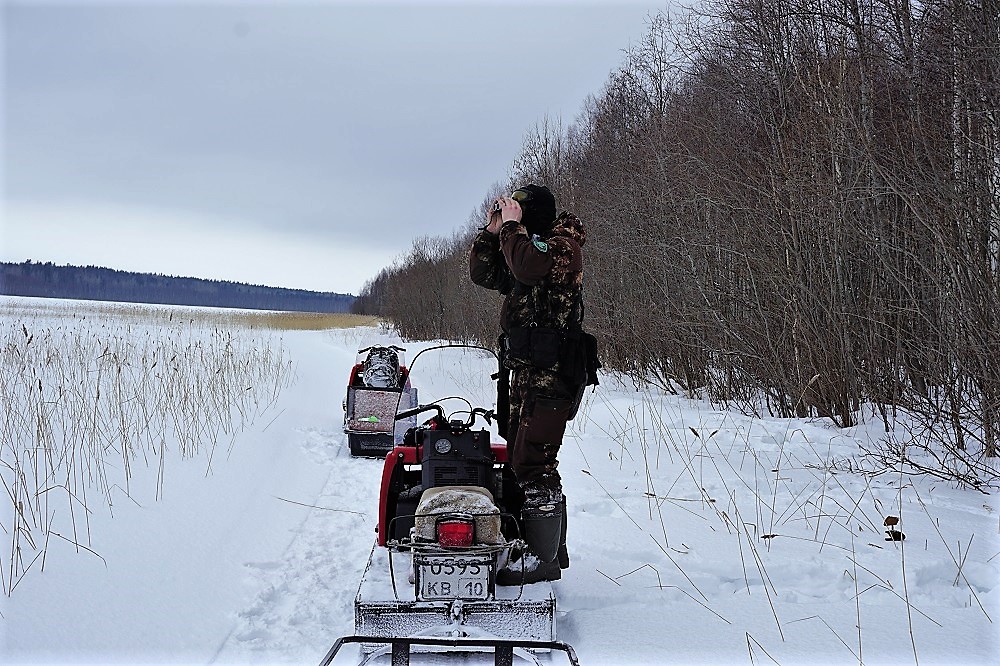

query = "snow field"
[
  {"left": 559, "top": 382, "right": 999, "bottom": 664},
  {"left": 2, "top": 302, "right": 997, "bottom": 665}
]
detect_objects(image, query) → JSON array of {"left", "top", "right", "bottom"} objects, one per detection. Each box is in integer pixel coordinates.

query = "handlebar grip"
[
  {"left": 395, "top": 404, "right": 444, "bottom": 421},
  {"left": 394, "top": 405, "right": 426, "bottom": 421}
]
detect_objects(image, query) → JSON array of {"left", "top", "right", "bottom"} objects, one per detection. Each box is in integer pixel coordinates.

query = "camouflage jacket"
[{"left": 469, "top": 212, "right": 586, "bottom": 333}]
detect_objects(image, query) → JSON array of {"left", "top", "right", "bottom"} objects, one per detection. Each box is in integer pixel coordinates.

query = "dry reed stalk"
[{"left": 0, "top": 308, "right": 296, "bottom": 595}]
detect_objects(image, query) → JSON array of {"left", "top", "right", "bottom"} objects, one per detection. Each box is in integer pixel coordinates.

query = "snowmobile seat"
[{"left": 412, "top": 486, "right": 504, "bottom": 546}]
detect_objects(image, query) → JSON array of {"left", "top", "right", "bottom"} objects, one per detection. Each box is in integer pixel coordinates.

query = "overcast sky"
[{"left": 2, "top": 0, "right": 677, "bottom": 295}]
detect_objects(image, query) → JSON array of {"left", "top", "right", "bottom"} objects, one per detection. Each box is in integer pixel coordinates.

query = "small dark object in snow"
[
  {"left": 885, "top": 529, "right": 905, "bottom": 541},
  {"left": 883, "top": 516, "right": 899, "bottom": 527},
  {"left": 761, "top": 534, "right": 778, "bottom": 540}
]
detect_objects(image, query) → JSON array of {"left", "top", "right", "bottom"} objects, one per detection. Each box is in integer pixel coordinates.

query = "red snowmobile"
[
  {"left": 322, "top": 347, "right": 579, "bottom": 665},
  {"left": 343, "top": 346, "right": 419, "bottom": 457}
]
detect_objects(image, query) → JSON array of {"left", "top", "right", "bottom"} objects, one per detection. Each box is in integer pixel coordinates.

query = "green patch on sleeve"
[{"left": 532, "top": 238, "right": 549, "bottom": 253}]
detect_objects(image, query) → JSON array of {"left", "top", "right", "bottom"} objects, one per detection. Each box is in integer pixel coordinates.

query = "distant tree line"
[
  {"left": 1, "top": 261, "right": 355, "bottom": 313},
  {"left": 352, "top": 224, "right": 501, "bottom": 344},
  {"left": 356, "top": 0, "right": 998, "bottom": 480}
]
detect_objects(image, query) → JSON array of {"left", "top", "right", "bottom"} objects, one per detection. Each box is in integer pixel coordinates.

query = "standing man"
[{"left": 469, "top": 184, "right": 593, "bottom": 584}]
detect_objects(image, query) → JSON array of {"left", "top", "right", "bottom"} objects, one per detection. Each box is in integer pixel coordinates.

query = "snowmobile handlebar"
[
  {"left": 394, "top": 403, "right": 445, "bottom": 422},
  {"left": 469, "top": 407, "right": 495, "bottom": 426},
  {"left": 395, "top": 404, "right": 495, "bottom": 428}
]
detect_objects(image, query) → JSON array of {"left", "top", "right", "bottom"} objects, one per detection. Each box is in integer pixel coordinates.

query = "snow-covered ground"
[{"left": 2, "top": 298, "right": 998, "bottom": 665}]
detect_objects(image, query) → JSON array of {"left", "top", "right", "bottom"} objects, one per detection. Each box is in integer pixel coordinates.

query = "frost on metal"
[
  {"left": 355, "top": 544, "right": 557, "bottom": 652},
  {"left": 413, "top": 487, "right": 504, "bottom": 545}
]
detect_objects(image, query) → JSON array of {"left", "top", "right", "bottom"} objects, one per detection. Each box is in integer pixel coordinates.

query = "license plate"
[{"left": 416, "top": 554, "right": 492, "bottom": 601}]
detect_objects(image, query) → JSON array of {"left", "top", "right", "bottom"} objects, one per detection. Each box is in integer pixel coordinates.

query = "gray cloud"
[{"left": 4, "top": 1, "right": 666, "bottom": 291}]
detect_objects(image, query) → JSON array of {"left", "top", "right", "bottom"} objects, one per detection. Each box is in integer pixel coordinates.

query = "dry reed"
[{"left": 0, "top": 299, "right": 297, "bottom": 594}]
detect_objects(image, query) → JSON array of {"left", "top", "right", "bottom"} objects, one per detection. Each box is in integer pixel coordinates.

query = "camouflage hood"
[{"left": 545, "top": 212, "right": 586, "bottom": 248}]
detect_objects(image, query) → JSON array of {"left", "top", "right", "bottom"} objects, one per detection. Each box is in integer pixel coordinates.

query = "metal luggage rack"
[{"left": 385, "top": 512, "right": 523, "bottom": 552}]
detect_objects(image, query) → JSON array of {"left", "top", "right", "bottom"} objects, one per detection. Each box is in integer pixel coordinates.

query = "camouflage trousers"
[{"left": 506, "top": 366, "right": 578, "bottom": 497}]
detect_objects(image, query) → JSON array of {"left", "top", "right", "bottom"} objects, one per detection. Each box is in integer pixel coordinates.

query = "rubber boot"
[
  {"left": 522, "top": 499, "right": 563, "bottom": 563},
  {"left": 496, "top": 549, "right": 561, "bottom": 586},
  {"left": 557, "top": 497, "right": 569, "bottom": 569}
]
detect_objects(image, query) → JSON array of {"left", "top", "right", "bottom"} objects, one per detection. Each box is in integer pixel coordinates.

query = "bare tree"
[{"left": 365, "top": 0, "right": 999, "bottom": 484}]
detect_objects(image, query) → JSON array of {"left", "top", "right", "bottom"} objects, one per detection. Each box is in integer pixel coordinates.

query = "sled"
[
  {"left": 344, "top": 346, "right": 418, "bottom": 457},
  {"left": 349, "top": 542, "right": 562, "bottom": 663}
]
